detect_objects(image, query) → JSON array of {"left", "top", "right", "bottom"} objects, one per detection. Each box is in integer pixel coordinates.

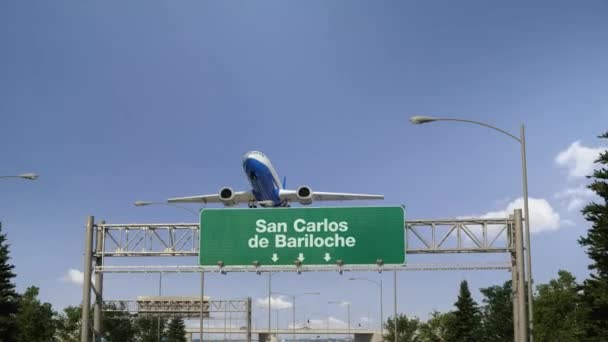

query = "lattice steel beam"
[{"left": 96, "top": 217, "right": 514, "bottom": 258}]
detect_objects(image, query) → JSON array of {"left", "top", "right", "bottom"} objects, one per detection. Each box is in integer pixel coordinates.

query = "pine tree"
[
  {"left": 445, "top": 280, "right": 483, "bottom": 342},
  {"left": 0, "top": 222, "right": 20, "bottom": 340},
  {"left": 579, "top": 132, "right": 608, "bottom": 339},
  {"left": 166, "top": 317, "right": 187, "bottom": 342}
]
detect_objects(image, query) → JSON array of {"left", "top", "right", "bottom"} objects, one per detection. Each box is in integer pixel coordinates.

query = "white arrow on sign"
[
  {"left": 323, "top": 253, "right": 331, "bottom": 262},
  {"left": 297, "top": 253, "right": 305, "bottom": 262},
  {"left": 271, "top": 253, "right": 279, "bottom": 263}
]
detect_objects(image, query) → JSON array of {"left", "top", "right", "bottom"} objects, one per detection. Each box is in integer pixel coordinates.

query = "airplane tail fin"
[{"left": 282, "top": 176, "right": 287, "bottom": 189}]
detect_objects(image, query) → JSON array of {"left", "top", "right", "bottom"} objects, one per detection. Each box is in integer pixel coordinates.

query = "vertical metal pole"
[
  {"left": 200, "top": 271, "right": 204, "bottom": 342},
  {"left": 393, "top": 270, "right": 397, "bottom": 342},
  {"left": 247, "top": 297, "right": 252, "bottom": 342},
  {"left": 521, "top": 124, "right": 534, "bottom": 342},
  {"left": 268, "top": 272, "right": 272, "bottom": 341},
  {"left": 224, "top": 300, "right": 227, "bottom": 341},
  {"left": 347, "top": 303, "right": 351, "bottom": 335},
  {"left": 81, "top": 216, "right": 94, "bottom": 342},
  {"left": 380, "top": 279, "right": 383, "bottom": 334},
  {"left": 93, "top": 220, "right": 104, "bottom": 342},
  {"left": 514, "top": 209, "right": 528, "bottom": 342},
  {"left": 292, "top": 296, "right": 296, "bottom": 342},
  {"left": 158, "top": 272, "right": 163, "bottom": 342}
]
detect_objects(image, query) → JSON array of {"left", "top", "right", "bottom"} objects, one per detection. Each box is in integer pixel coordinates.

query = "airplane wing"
[
  {"left": 167, "top": 190, "right": 255, "bottom": 205},
  {"left": 311, "top": 191, "right": 384, "bottom": 201},
  {"left": 279, "top": 189, "right": 383, "bottom": 203}
]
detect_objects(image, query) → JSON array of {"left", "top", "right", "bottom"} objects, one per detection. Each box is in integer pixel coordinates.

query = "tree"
[
  {"left": 103, "top": 302, "right": 137, "bottom": 342},
  {"left": 383, "top": 313, "right": 421, "bottom": 342},
  {"left": 418, "top": 310, "right": 453, "bottom": 342},
  {"left": 55, "top": 306, "right": 82, "bottom": 342},
  {"left": 166, "top": 317, "right": 187, "bottom": 342},
  {"left": 445, "top": 280, "right": 483, "bottom": 342},
  {"left": 479, "top": 280, "right": 512, "bottom": 342},
  {"left": 15, "top": 286, "right": 58, "bottom": 341},
  {"left": 135, "top": 315, "right": 167, "bottom": 342},
  {"left": 0, "top": 222, "right": 20, "bottom": 341},
  {"left": 579, "top": 132, "right": 608, "bottom": 339},
  {"left": 533, "top": 270, "right": 585, "bottom": 341}
]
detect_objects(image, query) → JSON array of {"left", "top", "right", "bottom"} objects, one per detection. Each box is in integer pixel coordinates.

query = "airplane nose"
[
  {"left": 242, "top": 151, "right": 253, "bottom": 162},
  {"left": 242, "top": 155, "right": 255, "bottom": 172}
]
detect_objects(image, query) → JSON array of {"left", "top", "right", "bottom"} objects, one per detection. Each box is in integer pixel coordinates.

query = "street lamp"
[
  {"left": 410, "top": 115, "right": 534, "bottom": 341},
  {"left": 133, "top": 201, "right": 200, "bottom": 216},
  {"left": 349, "top": 278, "right": 382, "bottom": 332},
  {"left": 273, "top": 292, "right": 320, "bottom": 341},
  {"left": 0, "top": 173, "right": 39, "bottom": 180},
  {"left": 328, "top": 301, "right": 351, "bottom": 335}
]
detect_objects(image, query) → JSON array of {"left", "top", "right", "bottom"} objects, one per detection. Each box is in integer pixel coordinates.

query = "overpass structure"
[{"left": 182, "top": 328, "right": 382, "bottom": 342}]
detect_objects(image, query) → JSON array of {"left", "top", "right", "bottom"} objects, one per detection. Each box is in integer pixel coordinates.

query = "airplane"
[{"left": 167, "top": 151, "right": 384, "bottom": 208}]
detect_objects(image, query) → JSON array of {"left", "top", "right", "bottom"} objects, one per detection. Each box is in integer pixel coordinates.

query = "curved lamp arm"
[{"left": 410, "top": 116, "right": 521, "bottom": 143}]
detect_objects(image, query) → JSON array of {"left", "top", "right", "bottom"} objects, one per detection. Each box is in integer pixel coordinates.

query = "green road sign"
[{"left": 199, "top": 206, "right": 405, "bottom": 267}]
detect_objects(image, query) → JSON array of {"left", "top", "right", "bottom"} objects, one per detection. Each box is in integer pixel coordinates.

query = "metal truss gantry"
[
  {"left": 81, "top": 211, "right": 528, "bottom": 342},
  {"left": 94, "top": 217, "right": 513, "bottom": 272}
]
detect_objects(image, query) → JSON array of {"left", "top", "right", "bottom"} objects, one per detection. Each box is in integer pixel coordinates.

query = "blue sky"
[{"left": 1, "top": 0, "right": 607, "bottom": 330}]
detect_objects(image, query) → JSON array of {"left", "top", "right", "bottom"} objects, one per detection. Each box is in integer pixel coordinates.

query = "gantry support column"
[
  {"left": 247, "top": 297, "right": 252, "bottom": 342},
  {"left": 510, "top": 215, "right": 519, "bottom": 342},
  {"left": 514, "top": 209, "right": 528, "bottom": 342},
  {"left": 93, "top": 220, "right": 104, "bottom": 341},
  {"left": 81, "top": 216, "right": 95, "bottom": 342}
]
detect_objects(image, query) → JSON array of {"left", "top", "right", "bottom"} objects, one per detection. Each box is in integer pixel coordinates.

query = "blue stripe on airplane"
[{"left": 243, "top": 157, "right": 282, "bottom": 206}]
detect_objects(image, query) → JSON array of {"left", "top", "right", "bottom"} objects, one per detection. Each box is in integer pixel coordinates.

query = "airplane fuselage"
[{"left": 242, "top": 151, "right": 283, "bottom": 207}]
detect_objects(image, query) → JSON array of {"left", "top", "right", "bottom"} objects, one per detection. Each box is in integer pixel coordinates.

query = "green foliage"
[
  {"left": 533, "top": 270, "right": 585, "bottom": 341},
  {"left": 444, "top": 280, "right": 483, "bottom": 342},
  {"left": 579, "top": 132, "right": 608, "bottom": 339},
  {"left": 166, "top": 317, "right": 187, "bottom": 342},
  {"left": 479, "top": 280, "right": 512, "bottom": 342},
  {"left": 417, "top": 310, "right": 452, "bottom": 342},
  {"left": 0, "top": 222, "right": 20, "bottom": 341},
  {"left": 103, "top": 302, "right": 137, "bottom": 342},
  {"left": 55, "top": 306, "right": 82, "bottom": 342},
  {"left": 383, "top": 313, "right": 421, "bottom": 342},
  {"left": 15, "top": 286, "right": 58, "bottom": 342},
  {"left": 135, "top": 315, "right": 167, "bottom": 342}
]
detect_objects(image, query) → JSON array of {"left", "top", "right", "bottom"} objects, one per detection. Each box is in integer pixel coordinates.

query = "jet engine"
[
  {"left": 296, "top": 186, "right": 313, "bottom": 205},
  {"left": 219, "top": 187, "right": 236, "bottom": 206}
]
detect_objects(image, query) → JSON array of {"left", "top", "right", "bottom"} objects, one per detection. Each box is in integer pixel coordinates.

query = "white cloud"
[
  {"left": 62, "top": 269, "right": 84, "bottom": 285},
  {"left": 360, "top": 316, "right": 372, "bottom": 324},
  {"left": 555, "top": 185, "right": 595, "bottom": 211},
  {"left": 463, "top": 197, "right": 561, "bottom": 234},
  {"left": 256, "top": 296, "right": 293, "bottom": 310},
  {"left": 555, "top": 141, "right": 604, "bottom": 179}
]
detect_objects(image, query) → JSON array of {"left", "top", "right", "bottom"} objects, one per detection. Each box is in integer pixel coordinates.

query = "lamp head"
[
  {"left": 409, "top": 116, "right": 438, "bottom": 125},
  {"left": 18, "top": 173, "right": 38, "bottom": 180},
  {"left": 134, "top": 201, "right": 151, "bottom": 207}
]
